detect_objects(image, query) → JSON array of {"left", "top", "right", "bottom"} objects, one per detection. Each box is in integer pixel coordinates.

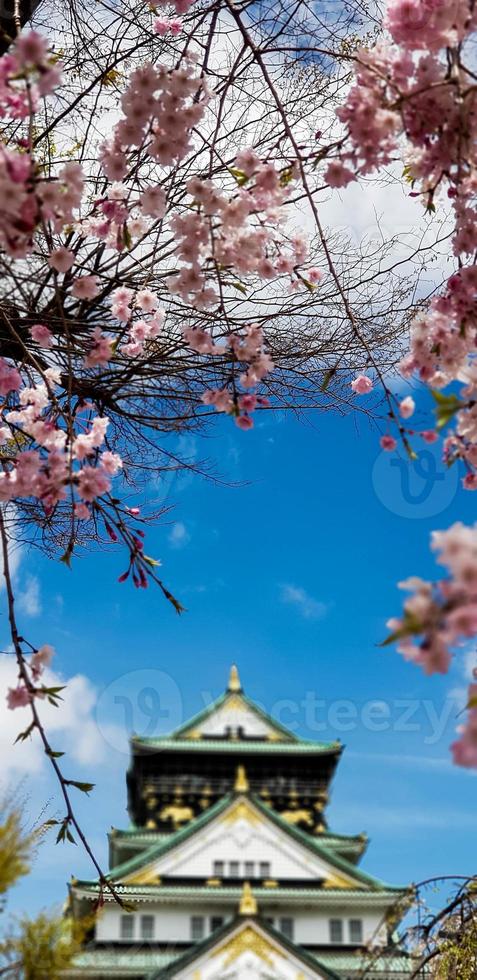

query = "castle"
[{"left": 63, "top": 666, "right": 415, "bottom": 978}]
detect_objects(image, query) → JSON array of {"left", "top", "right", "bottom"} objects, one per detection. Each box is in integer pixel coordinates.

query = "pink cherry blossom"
[
  {"left": 30, "top": 323, "right": 53, "bottom": 348},
  {"left": 48, "top": 247, "right": 75, "bottom": 273},
  {"left": 71, "top": 274, "right": 100, "bottom": 299},
  {"left": 421, "top": 430, "right": 438, "bottom": 444},
  {"left": 351, "top": 374, "right": 373, "bottom": 395},
  {"left": 380, "top": 435, "right": 397, "bottom": 451},
  {"left": 399, "top": 395, "right": 415, "bottom": 419},
  {"left": 7, "top": 685, "right": 30, "bottom": 709},
  {"left": 76, "top": 465, "right": 111, "bottom": 502},
  {"left": 0, "top": 358, "right": 21, "bottom": 394},
  {"left": 235, "top": 415, "right": 253, "bottom": 430},
  {"left": 31, "top": 643, "right": 55, "bottom": 675},
  {"left": 136, "top": 289, "right": 159, "bottom": 312}
]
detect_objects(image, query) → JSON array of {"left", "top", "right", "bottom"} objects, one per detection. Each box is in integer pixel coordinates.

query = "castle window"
[
  {"left": 213, "top": 860, "right": 224, "bottom": 877},
  {"left": 229, "top": 861, "right": 240, "bottom": 878},
  {"left": 259, "top": 861, "right": 271, "bottom": 877},
  {"left": 120, "top": 915, "right": 134, "bottom": 940},
  {"left": 280, "top": 917, "right": 294, "bottom": 941},
  {"left": 329, "top": 919, "right": 343, "bottom": 944},
  {"left": 244, "top": 861, "right": 255, "bottom": 878},
  {"left": 349, "top": 919, "right": 363, "bottom": 943},
  {"left": 191, "top": 916, "right": 205, "bottom": 941},
  {"left": 210, "top": 916, "right": 224, "bottom": 933},
  {"left": 140, "top": 915, "right": 154, "bottom": 941}
]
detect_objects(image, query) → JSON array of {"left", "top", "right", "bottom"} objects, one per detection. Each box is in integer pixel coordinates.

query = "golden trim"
[
  {"left": 214, "top": 926, "right": 274, "bottom": 966},
  {"left": 205, "top": 878, "right": 222, "bottom": 887},
  {"left": 323, "top": 872, "right": 359, "bottom": 889},
  {"left": 263, "top": 879, "right": 278, "bottom": 888},
  {"left": 234, "top": 765, "right": 249, "bottom": 793},
  {"left": 220, "top": 799, "right": 261, "bottom": 826},
  {"left": 239, "top": 882, "right": 257, "bottom": 915}
]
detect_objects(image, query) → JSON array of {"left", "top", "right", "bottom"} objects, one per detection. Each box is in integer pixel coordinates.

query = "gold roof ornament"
[
  {"left": 234, "top": 765, "right": 249, "bottom": 793},
  {"left": 227, "top": 664, "right": 242, "bottom": 693},
  {"left": 239, "top": 881, "right": 257, "bottom": 916}
]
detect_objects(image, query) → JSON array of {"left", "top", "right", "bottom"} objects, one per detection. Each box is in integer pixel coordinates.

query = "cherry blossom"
[{"left": 351, "top": 374, "right": 373, "bottom": 395}]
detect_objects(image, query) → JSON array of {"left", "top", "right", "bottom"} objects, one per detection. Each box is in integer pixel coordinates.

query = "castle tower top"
[{"left": 227, "top": 664, "right": 242, "bottom": 693}]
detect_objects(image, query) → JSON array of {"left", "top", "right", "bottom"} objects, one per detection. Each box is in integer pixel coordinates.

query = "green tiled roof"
[
  {"left": 74, "top": 793, "right": 406, "bottom": 895},
  {"left": 131, "top": 736, "right": 341, "bottom": 754},
  {"left": 73, "top": 883, "right": 408, "bottom": 905},
  {"left": 313, "top": 950, "right": 426, "bottom": 976},
  {"left": 61, "top": 945, "right": 420, "bottom": 979},
  {"left": 63, "top": 950, "right": 177, "bottom": 973}
]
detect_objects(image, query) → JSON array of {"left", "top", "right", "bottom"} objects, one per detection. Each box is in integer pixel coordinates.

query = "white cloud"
[
  {"left": 168, "top": 521, "right": 190, "bottom": 549},
  {"left": 280, "top": 584, "right": 327, "bottom": 620},
  {"left": 17, "top": 575, "right": 41, "bottom": 617},
  {"left": 0, "top": 658, "right": 122, "bottom": 783}
]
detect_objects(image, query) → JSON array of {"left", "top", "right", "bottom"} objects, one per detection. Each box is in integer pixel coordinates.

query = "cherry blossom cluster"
[
  {"left": 183, "top": 322, "right": 273, "bottom": 428},
  {"left": 99, "top": 57, "right": 207, "bottom": 182},
  {"left": 387, "top": 522, "right": 477, "bottom": 675},
  {"left": 0, "top": 367, "right": 121, "bottom": 513},
  {"left": 168, "top": 155, "right": 307, "bottom": 308},
  {"left": 7, "top": 644, "right": 55, "bottom": 710},
  {"left": 0, "top": 29, "right": 61, "bottom": 120},
  {"left": 0, "top": 31, "right": 87, "bottom": 256},
  {"left": 386, "top": 522, "right": 477, "bottom": 762},
  {"left": 334, "top": 0, "right": 477, "bottom": 766},
  {"left": 110, "top": 286, "right": 165, "bottom": 357}
]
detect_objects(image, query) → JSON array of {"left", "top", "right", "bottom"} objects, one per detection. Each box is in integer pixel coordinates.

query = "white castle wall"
[{"left": 95, "top": 903, "right": 387, "bottom": 946}]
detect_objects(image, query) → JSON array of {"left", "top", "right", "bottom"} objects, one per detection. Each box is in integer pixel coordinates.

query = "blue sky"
[{"left": 1, "top": 388, "right": 476, "bottom": 925}]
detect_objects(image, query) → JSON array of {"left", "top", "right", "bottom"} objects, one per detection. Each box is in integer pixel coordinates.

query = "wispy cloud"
[
  {"left": 168, "top": 521, "right": 190, "bottom": 549},
  {"left": 280, "top": 583, "right": 327, "bottom": 620},
  {"left": 17, "top": 574, "right": 41, "bottom": 617}
]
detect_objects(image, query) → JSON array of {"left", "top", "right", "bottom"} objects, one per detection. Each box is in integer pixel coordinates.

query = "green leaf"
[
  {"left": 279, "top": 166, "right": 294, "bottom": 187},
  {"left": 431, "top": 389, "right": 464, "bottom": 430},
  {"left": 228, "top": 167, "right": 249, "bottom": 186},
  {"left": 320, "top": 368, "right": 336, "bottom": 392},
  {"left": 380, "top": 612, "right": 423, "bottom": 647},
  {"left": 143, "top": 554, "right": 161, "bottom": 568},
  {"left": 14, "top": 722, "right": 35, "bottom": 743},
  {"left": 230, "top": 281, "right": 247, "bottom": 295},
  {"left": 102, "top": 67, "right": 121, "bottom": 87},
  {"left": 56, "top": 822, "right": 68, "bottom": 844},
  {"left": 65, "top": 780, "right": 95, "bottom": 794},
  {"left": 60, "top": 549, "right": 73, "bottom": 568},
  {"left": 123, "top": 224, "right": 132, "bottom": 251}
]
